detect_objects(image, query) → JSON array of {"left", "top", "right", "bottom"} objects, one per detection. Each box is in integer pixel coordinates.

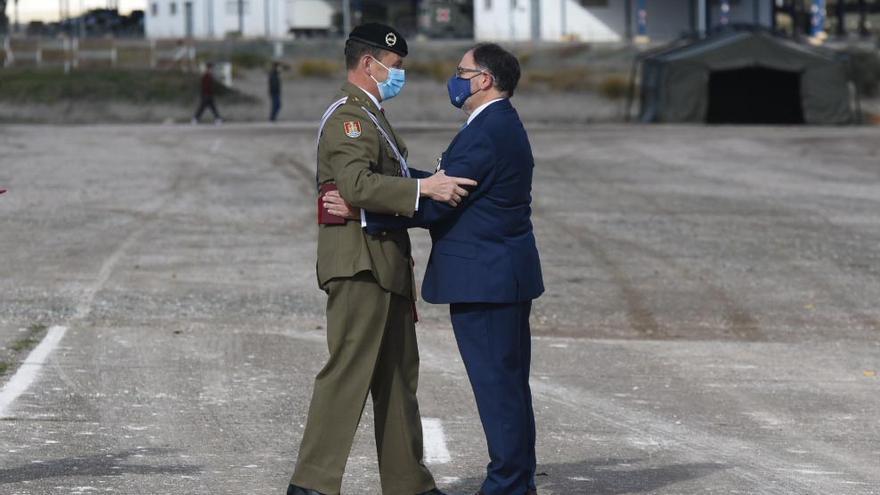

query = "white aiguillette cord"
[
  {"left": 315, "top": 97, "right": 349, "bottom": 190},
  {"left": 314, "top": 96, "right": 411, "bottom": 188},
  {"left": 360, "top": 107, "right": 411, "bottom": 178}
]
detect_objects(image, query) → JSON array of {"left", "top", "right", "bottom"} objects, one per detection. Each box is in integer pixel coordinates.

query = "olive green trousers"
[{"left": 291, "top": 271, "right": 436, "bottom": 495}]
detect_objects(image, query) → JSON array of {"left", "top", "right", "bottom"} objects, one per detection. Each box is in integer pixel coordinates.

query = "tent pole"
[
  {"left": 857, "top": 0, "right": 868, "bottom": 37},
  {"left": 625, "top": 57, "right": 639, "bottom": 122},
  {"left": 635, "top": 0, "right": 649, "bottom": 43},
  {"left": 810, "top": 0, "right": 826, "bottom": 39},
  {"left": 697, "top": 0, "right": 707, "bottom": 37}
]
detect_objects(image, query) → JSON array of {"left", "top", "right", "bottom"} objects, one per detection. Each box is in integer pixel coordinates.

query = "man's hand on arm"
[
  {"left": 323, "top": 190, "right": 360, "bottom": 220},
  {"left": 419, "top": 170, "right": 478, "bottom": 207}
]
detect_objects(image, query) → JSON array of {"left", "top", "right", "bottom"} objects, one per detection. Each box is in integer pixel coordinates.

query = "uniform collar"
[{"left": 342, "top": 81, "right": 382, "bottom": 113}]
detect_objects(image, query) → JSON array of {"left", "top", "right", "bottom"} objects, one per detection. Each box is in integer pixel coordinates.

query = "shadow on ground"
[
  {"left": 444, "top": 458, "right": 726, "bottom": 494},
  {"left": 0, "top": 448, "right": 201, "bottom": 484}
]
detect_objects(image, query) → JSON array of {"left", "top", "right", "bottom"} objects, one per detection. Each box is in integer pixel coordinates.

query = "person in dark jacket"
[
  {"left": 268, "top": 62, "right": 282, "bottom": 122},
  {"left": 192, "top": 62, "right": 222, "bottom": 124}
]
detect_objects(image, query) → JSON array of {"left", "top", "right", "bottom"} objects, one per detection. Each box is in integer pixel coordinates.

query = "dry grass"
[
  {"left": 597, "top": 75, "right": 630, "bottom": 100},
  {"left": 0, "top": 68, "right": 257, "bottom": 103},
  {"left": 523, "top": 67, "right": 594, "bottom": 92},
  {"left": 405, "top": 60, "right": 457, "bottom": 82},
  {"left": 299, "top": 59, "right": 341, "bottom": 78},
  {"left": 553, "top": 43, "right": 593, "bottom": 59},
  {"left": 117, "top": 48, "right": 153, "bottom": 67}
]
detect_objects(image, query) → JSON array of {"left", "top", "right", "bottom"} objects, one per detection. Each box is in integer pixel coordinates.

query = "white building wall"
[
  {"left": 287, "top": 0, "right": 335, "bottom": 30},
  {"left": 540, "top": 0, "right": 625, "bottom": 42},
  {"left": 146, "top": 0, "right": 292, "bottom": 39},
  {"left": 476, "top": 0, "right": 774, "bottom": 43},
  {"left": 475, "top": 0, "right": 532, "bottom": 42},
  {"left": 642, "top": 0, "right": 695, "bottom": 40},
  {"left": 710, "top": 0, "right": 774, "bottom": 28}
]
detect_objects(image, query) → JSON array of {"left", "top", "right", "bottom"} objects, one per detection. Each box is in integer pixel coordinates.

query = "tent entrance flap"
[{"left": 706, "top": 67, "right": 805, "bottom": 124}]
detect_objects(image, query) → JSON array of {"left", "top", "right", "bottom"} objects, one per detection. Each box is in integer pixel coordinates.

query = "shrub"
[
  {"left": 845, "top": 48, "right": 880, "bottom": 98},
  {"left": 299, "top": 59, "right": 340, "bottom": 78},
  {"left": 525, "top": 67, "right": 593, "bottom": 92},
  {"left": 230, "top": 52, "right": 270, "bottom": 69},
  {"left": 0, "top": 68, "right": 257, "bottom": 104},
  {"left": 406, "top": 60, "right": 456, "bottom": 82},
  {"left": 555, "top": 43, "right": 592, "bottom": 59},
  {"left": 598, "top": 75, "right": 630, "bottom": 100}
]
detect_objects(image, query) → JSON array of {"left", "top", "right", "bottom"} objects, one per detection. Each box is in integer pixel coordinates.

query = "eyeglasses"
[{"left": 455, "top": 66, "right": 491, "bottom": 79}]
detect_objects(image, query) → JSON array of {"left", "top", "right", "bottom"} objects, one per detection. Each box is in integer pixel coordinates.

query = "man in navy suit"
[{"left": 325, "top": 43, "right": 543, "bottom": 495}]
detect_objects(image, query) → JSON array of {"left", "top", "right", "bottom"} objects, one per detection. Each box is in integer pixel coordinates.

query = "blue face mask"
[
  {"left": 447, "top": 76, "right": 473, "bottom": 108},
  {"left": 370, "top": 57, "right": 406, "bottom": 101}
]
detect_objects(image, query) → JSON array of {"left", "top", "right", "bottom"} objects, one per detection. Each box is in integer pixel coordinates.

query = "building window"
[
  {"left": 226, "top": 0, "right": 250, "bottom": 15},
  {"left": 151, "top": 2, "right": 158, "bottom": 15},
  {"left": 170, "top": 1, "right": 177, "bottom": 15}
]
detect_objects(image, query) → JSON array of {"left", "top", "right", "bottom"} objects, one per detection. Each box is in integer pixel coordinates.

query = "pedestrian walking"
[
  {"left": 269, "top": 62, "right": 282, "bottom": 122},
  {"left": 192, "top": 62, "right": 222, "bottom": 124}
]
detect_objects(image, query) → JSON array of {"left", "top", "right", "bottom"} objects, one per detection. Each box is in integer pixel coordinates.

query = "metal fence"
[{"left": 1, "top": 37, "right": 198, "bottom": 72}]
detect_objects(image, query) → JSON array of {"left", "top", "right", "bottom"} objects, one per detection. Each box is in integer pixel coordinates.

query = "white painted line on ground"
[
  {"left": 0, "top": 325, "right": 68, "bottom": 418},
  {"left": 422, "top": 417, "right": 451, "bottom": 464}
]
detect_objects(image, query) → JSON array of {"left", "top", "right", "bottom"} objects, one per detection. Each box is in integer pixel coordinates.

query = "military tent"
[{"left": 636, "top": 29, "right": 854, "bottom": 124}]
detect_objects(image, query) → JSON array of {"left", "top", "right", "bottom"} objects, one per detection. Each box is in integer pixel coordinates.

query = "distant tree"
[{"left": 0, "top": 0, "right": 9, "bottom": 35}]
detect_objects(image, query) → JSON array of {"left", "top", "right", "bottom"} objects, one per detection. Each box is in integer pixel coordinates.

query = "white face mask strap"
[
  {"left": 368, "top": 56, "right": 390, "bottom": 82},
  {"left": 371, "top": 56, "right": 389, "bottom": 71}
]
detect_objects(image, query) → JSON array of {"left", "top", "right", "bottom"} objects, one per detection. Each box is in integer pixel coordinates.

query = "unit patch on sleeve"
[{"left": 343, "top": 121, "right": 362, "bottom": 138}]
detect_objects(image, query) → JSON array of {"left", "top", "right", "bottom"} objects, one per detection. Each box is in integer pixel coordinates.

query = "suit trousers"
[
  {"left": 291, "top": 271, "right": 435, "bottom": 495},
  {"left": 450, "top": 301, "right": 537, "bottom": 495}
]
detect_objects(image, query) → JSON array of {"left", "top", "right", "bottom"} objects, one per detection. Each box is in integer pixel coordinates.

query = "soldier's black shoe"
[
  {"left": 287, "top": 484, "right": 326, "bottom": 495},
  {"left": 417, "top": 489, "right": 447, "bottom": 495}
]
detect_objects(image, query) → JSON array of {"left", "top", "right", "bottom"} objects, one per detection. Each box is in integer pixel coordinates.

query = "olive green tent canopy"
[{"left": 638, "top": 29, "right": 853, "bottom": 125}]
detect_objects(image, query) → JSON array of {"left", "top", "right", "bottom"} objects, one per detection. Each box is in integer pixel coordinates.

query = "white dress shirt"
[{"left": 466, "top": 97, "right": 505, "bottom": 127}]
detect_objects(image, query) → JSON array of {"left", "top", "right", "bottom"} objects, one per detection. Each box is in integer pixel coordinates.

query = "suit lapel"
[{"left": 445, "top": 99, "right": 511, "bottom": 155}]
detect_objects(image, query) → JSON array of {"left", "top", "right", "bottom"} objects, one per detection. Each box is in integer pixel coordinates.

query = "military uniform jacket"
[{"left": 316, "top": 82, "right": 420, "bottom": 300}]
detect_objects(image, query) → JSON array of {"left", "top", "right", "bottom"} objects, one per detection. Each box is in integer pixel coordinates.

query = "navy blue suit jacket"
[{"left": 365, "top": 98, "right": 544, "bottom": 304}]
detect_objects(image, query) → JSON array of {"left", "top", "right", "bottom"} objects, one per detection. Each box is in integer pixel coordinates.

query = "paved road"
[{"left": 0, "top": 123, "right": 878, "bottom": 494}]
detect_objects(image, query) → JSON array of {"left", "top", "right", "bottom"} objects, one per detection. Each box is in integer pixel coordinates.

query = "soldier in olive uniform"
[{"left": 287, "top": 23, "right": 477, "bottom": 495}]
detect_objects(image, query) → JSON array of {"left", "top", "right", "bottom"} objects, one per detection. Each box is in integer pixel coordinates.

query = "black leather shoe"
[
  {"left": 287, "top": 484, "right": 326, "bottom": 495},
  {"left": 418, "top": 490, "right": 447, "bottom": 495}
]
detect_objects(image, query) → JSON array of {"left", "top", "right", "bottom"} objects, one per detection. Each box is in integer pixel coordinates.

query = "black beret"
[{"left": 347, "top": 23, "right": 408, "bottom": 57}]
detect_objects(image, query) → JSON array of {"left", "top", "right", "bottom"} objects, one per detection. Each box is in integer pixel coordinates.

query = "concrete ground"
[{"left": 0, "top": 121, "right": 878, "bottom": 495}]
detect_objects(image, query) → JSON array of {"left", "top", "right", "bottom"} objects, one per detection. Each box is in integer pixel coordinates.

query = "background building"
[
  {"left": 145, "top": 0, "right": 336, "bottom": 39},
  {"left": 474, "top": 0, "right": 774, "bottom": 43},
  {"left": 142, "top": 0, "right": 878, "bottom": 42}
]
